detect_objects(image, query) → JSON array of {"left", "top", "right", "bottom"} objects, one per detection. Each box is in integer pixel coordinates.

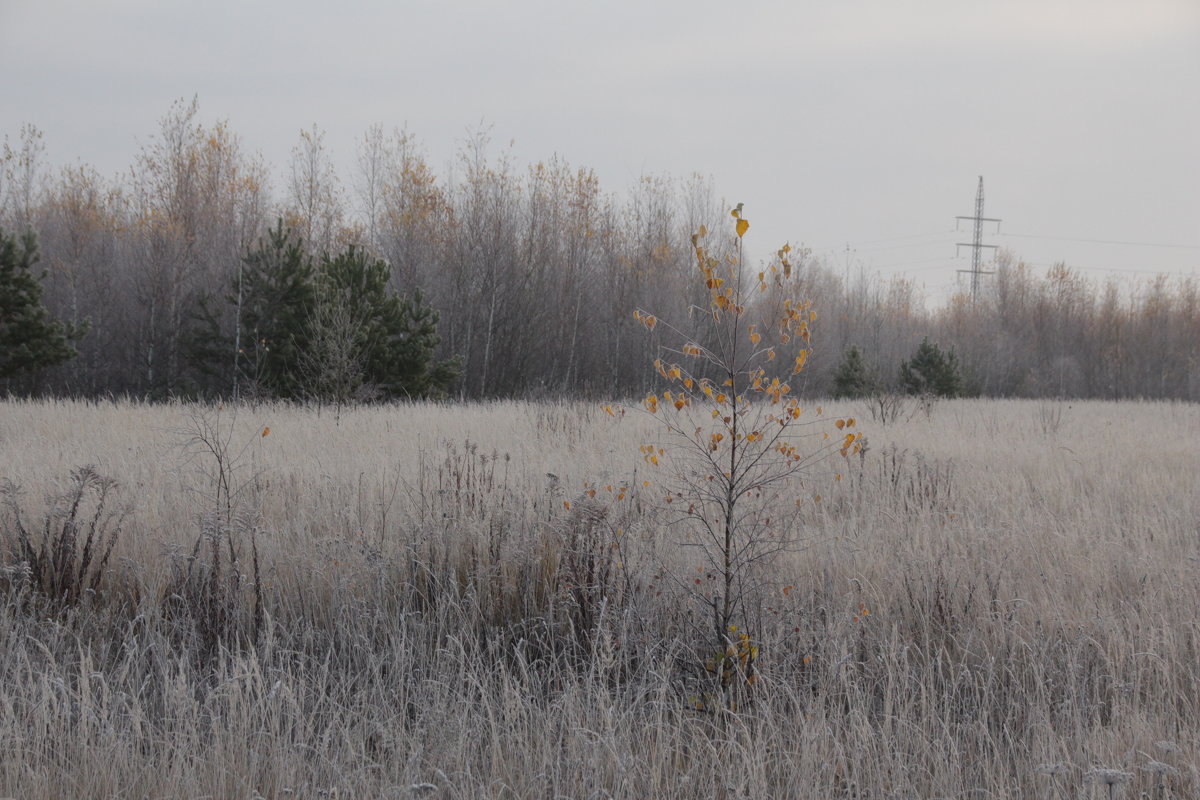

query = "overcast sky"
[{"left": 3, "top": 0, "right": 1198, "bottom": 304}]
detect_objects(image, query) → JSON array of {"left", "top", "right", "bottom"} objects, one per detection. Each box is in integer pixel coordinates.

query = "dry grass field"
[{"left": 1, "top": 396, "right": 1198, "bottom": 799}]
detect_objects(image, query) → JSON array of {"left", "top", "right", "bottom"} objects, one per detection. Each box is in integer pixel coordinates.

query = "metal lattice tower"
[{"left": 955, "top": 176, "right": 1002, "bottom": 302}]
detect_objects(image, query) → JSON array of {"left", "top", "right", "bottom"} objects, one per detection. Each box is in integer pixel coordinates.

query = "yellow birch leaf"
[
  {"left": 736, "top": 218, "right": 749, "bottom": 238},
  {"left": 793, "top": 350, "right": 808, "bottom": 374}
]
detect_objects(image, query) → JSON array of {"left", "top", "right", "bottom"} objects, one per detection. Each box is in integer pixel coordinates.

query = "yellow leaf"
[
  {"left": 736, "top": 218, "right": 749, "bottom": 238},
  {"left": 261, "top": 426, "right": 270, "bottom": 437},
  {"left": 698, "top": 225, "right": 708, "bottom": 237},
  {"left": 793, "top": 350, "right": 808, "bottom": 374}
]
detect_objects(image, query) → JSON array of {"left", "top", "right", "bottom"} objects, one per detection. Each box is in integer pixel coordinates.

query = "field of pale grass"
[{"left": 1, "top": 396, "right": 1198, "bottom": 798}]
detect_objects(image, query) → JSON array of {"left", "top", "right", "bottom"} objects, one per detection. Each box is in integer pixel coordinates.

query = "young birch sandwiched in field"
[{"left": 608, "top": 204, "right": 861, "bottom": 705}]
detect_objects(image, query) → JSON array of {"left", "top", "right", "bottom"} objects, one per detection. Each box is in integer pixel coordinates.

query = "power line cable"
[
  {"left": 1000, "top": 232, "right": 1200, "bottom": 250},
  {"left": 804, "top": 229, "right": 956, "bottom": 251},
  {"left": 1020, "top": 261, "right": 1197, "bottom": 277}
]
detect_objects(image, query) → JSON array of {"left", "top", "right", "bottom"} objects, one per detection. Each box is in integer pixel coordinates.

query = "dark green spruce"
[
  {"left": 832, "top": 345, "right": 877, "bottom": 399},
  {"left": 186, "top": 220, "right": 457, "bottom": 402},
  {"left": 898, "top": 337, "right": 964, "bottom": 398},
  {"left": 0, "top": 227, "right": 82, "bottom": 382}
]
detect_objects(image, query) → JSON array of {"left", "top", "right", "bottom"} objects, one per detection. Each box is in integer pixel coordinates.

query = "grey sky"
[{"left": 3, "top": 0, "right": 1198, "bottom": 303}]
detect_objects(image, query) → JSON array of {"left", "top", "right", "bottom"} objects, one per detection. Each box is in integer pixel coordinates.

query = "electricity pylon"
[{"left": 955, "top": 176, "right": 1001, "bottom": 302}]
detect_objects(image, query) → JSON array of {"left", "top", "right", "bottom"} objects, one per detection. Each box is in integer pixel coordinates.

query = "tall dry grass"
[{"left": 0, "top": 396, "right": 1197, "bottom": 798}]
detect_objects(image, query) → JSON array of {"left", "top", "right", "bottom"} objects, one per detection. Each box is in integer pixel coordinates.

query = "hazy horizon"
[{"left": 3, "top": 0, "right": 1198, "bottom": 304}]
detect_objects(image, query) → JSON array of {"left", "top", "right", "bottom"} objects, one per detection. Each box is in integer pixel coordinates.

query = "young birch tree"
[{"left": 619, "top": 204, "right": 862, "bottom": 693}]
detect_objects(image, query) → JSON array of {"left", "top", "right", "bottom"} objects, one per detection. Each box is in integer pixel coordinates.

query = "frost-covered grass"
[{"left": 1, "top": 396, "right": 1197, "bottom": 798}]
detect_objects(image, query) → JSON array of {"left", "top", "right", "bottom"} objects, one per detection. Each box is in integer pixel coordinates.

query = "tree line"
[{"left": 2, "top": 100, "right": 1198, "bottom": 402}]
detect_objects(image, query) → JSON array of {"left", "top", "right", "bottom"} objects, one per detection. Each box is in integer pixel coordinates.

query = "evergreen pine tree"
[
  {"left": 314, "top": 246, "right": 457, "bottom": 401},
  {"left": 389, "top": 288, "right": 460, "bottom": 400},
  {"left": 237, "top": 221, "right": 316, "bottom": 399},
  {"left": 0, "top": 227, "right": 81, "bottom": 381},
  {"left": 832, "top": 345, "right": 876, "bottom": 399},
  {"left": 898, "top": 337, "right": 963, "bottom": 398}
]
